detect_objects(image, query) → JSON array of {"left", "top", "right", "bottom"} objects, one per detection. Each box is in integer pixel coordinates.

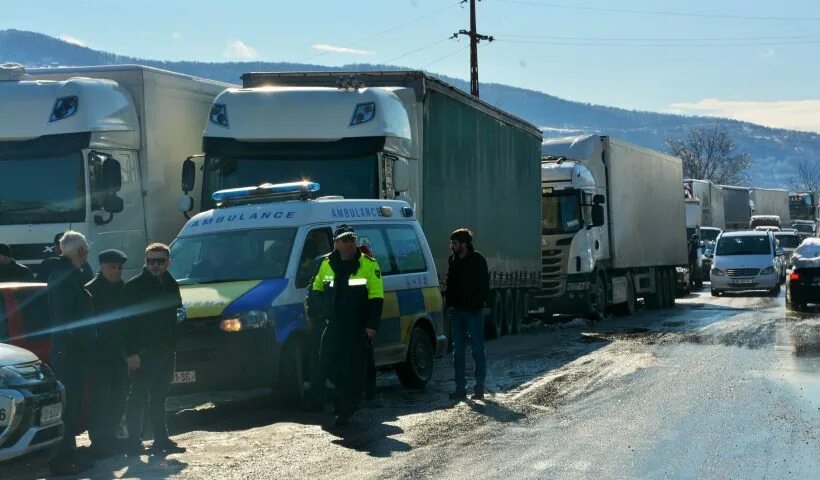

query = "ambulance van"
[{"left": 167, "top": 182, "right": 446, "bottom": 404}]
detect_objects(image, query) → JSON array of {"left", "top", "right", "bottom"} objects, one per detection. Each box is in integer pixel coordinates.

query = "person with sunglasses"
[{"left": 123, "top": 243, "right": 185, "bottom": 456}]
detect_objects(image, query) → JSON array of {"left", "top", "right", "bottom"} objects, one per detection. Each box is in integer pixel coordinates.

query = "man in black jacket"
[
  {"left": 86, "top": 249, "right": 130, "bottom": 458},
  {"left": 446, "top": 228, "right": 490, "bottom": 401},
  {"left": 46, "top": 231, "right": 96, "bottom": 476},
  {"left": 0, "top": 243, "right": 34, "bottom": 282},
  {"left": 124, "top": 243, "right": 185, "bottom": 455},
  {"left": 38, "top": 232, "right": 93, "bottom": 283}
]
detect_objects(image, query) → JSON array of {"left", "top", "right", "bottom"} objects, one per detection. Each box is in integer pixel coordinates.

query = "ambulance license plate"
[
  {"left": 172, "top": 371, "right": 196, "bottom": 384},
  {"left": 40, "top": 403, "right": 62, "bottom": 425}
]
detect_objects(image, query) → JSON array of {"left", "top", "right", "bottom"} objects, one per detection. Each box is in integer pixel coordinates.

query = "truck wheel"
[
  {"left": 396, "top": 326, "right": 434, "bottom": 389},
  {"left": 659, "top": 271, "right": 671, "bottom": 307},
  {"left": 274, "top": 339, "right": 305, "bottom": 407},
  {"left": 501, "top": 290, "right": 514, "bottom": 336},
  {"left": 613, "top": 272, "right": 636, "bottom": 316},
  {"left": 665, "top": 270, "right": 677, "bottom": 306},
  {"left": 711, "top": 289, "right": 721, "bottom": 297},
  {"left": 511, "top": 290, "right": 523, "bottom": 335},
  {"left": 587, "top": 274, "right": 607, "bottom": 321},
  {"left": 648, "top": 270, "right": 664, "bottom": 309},
  {"left": 485, "top": 291, "right": 503, "bottom": 340}
]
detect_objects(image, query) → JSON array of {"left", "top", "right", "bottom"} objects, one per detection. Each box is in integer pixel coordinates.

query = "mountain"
[{"left": 2, "top": 29, "right": 817, "bottom": 189}]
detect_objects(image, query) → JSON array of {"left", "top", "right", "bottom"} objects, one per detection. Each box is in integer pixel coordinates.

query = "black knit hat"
[{"left": 333, "top": 224, "right": 357, "bottom": 241}]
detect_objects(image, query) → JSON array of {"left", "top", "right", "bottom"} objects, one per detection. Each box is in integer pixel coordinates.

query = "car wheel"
[
  {"left": 396, "top": 326, "right": 434, "bottom": 389},
  {"left": 274, "top": 338, "right": 305, "bottom": 407}
]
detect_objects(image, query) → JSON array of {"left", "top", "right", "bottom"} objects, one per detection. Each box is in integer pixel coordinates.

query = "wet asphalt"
[{"left": 4, "top": 287, "right": 819, "bottom": 479}]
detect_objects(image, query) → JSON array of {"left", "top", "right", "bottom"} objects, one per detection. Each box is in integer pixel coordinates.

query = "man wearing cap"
[
  {"left": 0, "top": 242, "right": 34, "bottom": 282},
  {"left": 85, "top": 249, "right": 131, "bottom": 458},
  {"left": 308, "top": 224, "right": 384, "bottom": 426}
]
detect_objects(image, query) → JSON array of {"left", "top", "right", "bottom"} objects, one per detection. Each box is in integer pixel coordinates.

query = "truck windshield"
[
  {"left": 170, "top": 228, "right": 296, "bottom": 286},
  {"left": 202, "top": 155, "right": 378, "bottom": 210},
  {"left": 542, "top": 190, "right": 583, "bottom": 234},
  {"left": 716, "top": 236, "right": 771, "bottom": 256},
  {"left": 0, "top": 152, "right": 86, "bottom": 225}
]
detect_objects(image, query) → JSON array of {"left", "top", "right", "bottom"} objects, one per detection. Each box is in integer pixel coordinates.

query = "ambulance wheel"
[
  {"left": 397, "top": 326, "right": 434, "bottom": 389},
  {"left": 274, "top": 339, "right": 305, "bottom": 407},
  {"left": 485, "top": 291, "right": 503, "bottom": 340}
]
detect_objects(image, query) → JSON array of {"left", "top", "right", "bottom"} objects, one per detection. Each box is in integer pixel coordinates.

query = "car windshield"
[
  {"left": 202, "top": 155, "right": 378, "bottom": 210},
  {"left": 0, "top": 152, "right": 86, "bottom": 225},
  {"left": 169, "top": 228, "right": 296, "bottom": 285},
  {"left": 775, "top": 234, "right": 800, "bottom": 249},
  {"left": 700, "top": 229, "right": 720, "bottom": 243},
  {"left": 542, "top": 190, "right": 583, "bottom": 234},
  {"left": 716, "top": 236, "right": 771, "bottom": 256},
  {"left": 794, "top": 224, "right": 814, "bottom": 233}
]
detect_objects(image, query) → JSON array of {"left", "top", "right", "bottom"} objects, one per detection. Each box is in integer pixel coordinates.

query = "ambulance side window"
[
  {"left": 385, "top": 226, "right": 426, "bottom": 274},
  {"left": 353, "top": 226, "right": 395, "bottom": 276},
  {"left": 295, "top": 228, "right": 333, "bottom": 289}
]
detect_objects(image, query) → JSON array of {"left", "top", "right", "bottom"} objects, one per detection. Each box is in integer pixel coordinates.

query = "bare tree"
[
  {"left": 788, "top": 157, "right": 820, "bottom": 193},
  {"left": 665, "top": 125, "right": 751, "bottom": 185}
]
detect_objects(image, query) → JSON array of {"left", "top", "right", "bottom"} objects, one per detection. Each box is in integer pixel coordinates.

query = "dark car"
[{"left": 785, "top": 239, "right": 820, "bottom": 311}]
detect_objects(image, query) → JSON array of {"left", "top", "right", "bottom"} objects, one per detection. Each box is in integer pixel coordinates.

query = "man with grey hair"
[{"left": 46, "top": 230, "right": 97, "bottom": 476}]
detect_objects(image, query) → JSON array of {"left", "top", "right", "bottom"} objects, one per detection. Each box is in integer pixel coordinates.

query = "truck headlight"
[
  {"left": 219, "top": 310, "right": 273, "bottom": 332},
  {"left": 711, "top": 268, "right": 725, "bottom": 276},
  {"left": 760, "top": 267, "right": 775, "bottom": 275}
]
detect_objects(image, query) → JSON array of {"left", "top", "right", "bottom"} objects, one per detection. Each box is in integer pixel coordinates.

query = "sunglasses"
[{"left": 146, "top": 258, "right": 168, "bottom": 266}]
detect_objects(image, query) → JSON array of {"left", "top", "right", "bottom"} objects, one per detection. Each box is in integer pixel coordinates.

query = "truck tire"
[
  {"left": 501, "top": 290, "right": 514, "bottom": 336},
  {"left": 665, "top": 270, "right": 676, "bottom": 306},
  {"left": 485, "top": 291, "right": 503, "bottom": 340},
  {"left": 274, "top": 338, "right": 305, "bottom": 407},
  {"left": 587, "top": 274, "right": 607, "bottom": 321},
  {"left": 511, "top": 290, "right": 523, "bottom": 335},
  {"left": 648, "top": 270, "right": 664, "bottom": 309},
  {"left": 396, "top": 326, "right": 434, "bottom": 389},
  {"left": 659, "top": 270, "right": 671, "bottom": 307},
  {"left": 612, "top": 272, "right": 636, "bottom": 316}
]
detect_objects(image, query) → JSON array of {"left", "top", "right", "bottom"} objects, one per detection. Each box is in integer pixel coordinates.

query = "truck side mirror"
[
  {"left": 103, "top": 195, "right": 124, "bottom": 214},
  {"left": 102, "top": 158, "right": 122, "bottom": 193},
  {"left": 592, "top": 205, "right": 605, "bottom": 227},
  {"left": 182, "top": 158, "right": 196, "bottom": 193},
  {"left": 593, "top": 194, "right": 605, "bottom": 205},
  {"left": 393, "top": 158, "right": 410, "bottom": 194}
]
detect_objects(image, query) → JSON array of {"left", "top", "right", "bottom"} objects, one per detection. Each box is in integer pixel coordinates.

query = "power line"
[
  {"left": 299, "top": 1, "right": 463, "bottom": 63},
  {"left": 495, "top": 33, "right": 820, "bottom": 42},
  {"left": 491, "top": 0, "right": 820, "bottom": 22},
  {"left": 495, "top": 38, "right": 820, "bottom": 47},
  {"left": 377, "top": 38, "right": 455, "bottom": 65},
  {"left": 422, "top": 45, "right": 472, "bottom": 69}
]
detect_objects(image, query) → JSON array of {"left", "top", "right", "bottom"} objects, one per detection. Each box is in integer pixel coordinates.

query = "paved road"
[{"left": 5, "top": 289, "right": 819, "bottom": 479}]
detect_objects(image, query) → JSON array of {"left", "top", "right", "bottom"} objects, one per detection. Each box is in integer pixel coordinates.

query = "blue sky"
[{"left": 3, "top": 0, "right": 819, "bottom": 131}]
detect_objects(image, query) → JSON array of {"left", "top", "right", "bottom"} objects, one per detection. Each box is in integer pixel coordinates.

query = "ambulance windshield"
[{"left": 170, "top": 228, "right": 296, "bottom": 285}]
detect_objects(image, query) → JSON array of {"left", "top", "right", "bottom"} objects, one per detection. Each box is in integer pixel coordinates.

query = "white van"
[{"left": 167, "top": 182, "right": 446, "bottom": 403}]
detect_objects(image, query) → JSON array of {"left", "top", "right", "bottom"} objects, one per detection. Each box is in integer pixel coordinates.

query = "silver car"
[{"left": 710, "top": 231, "right": 783, "bottom": 296}]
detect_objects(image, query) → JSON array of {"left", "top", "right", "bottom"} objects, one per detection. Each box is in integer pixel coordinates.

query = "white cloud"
[
  {"left": 669, "top": 98, "right": 820, "bottom": 133},
  {"left": 59, "top": 34, "right": 87, "bottom": 47},
  {"left": 761, "top": 47, "right": 776, "bottom": 59},
  {"left": 311, "top": 44, "right": 374, "bottom": 55},
  {"left": 172, "top": 32, "right": 183, "bottom": 39},
  {"left": 224, "top": 40, "right": 258, "bottom": 59}
]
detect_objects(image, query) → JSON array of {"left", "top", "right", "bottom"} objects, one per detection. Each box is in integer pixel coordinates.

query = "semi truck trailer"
[
  {"left": 539, "top": 136, "right": 688, "bottom": 318},
  {"left": 750, "top": 187, "right": 790, "bottom": 226},
  {"left": 684, "top": 179, "right": 725, "bottom": 230},
  {"left": 721, "top": 185, "right": 752, "bottom": 231},
  {"left": 178, "top": 70, "right": 542, "bottom": 338},
  {"left": 0, "top": 64, "right": 231, "bottom": 277}
]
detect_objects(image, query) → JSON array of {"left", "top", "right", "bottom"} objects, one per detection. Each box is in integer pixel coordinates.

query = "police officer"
[
  {"left": 124, "top": 243, "right": 185, "bottom": 455},
  {"left": 0, "top": 242, "right": 34, "bottom": 282},
  {"left": 309, "top": 225, "right": 384, "bottom": 426},
  {"left": 46, "top": 231, "right": 96, "bottom": 476},
  {"left": 86, "top": 249, "right": 130, "bottom": 458}
]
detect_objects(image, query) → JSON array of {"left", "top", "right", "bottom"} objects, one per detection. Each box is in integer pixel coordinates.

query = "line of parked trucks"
[{"left": 1, "top": 63, "right": 817, "bottom": 457}]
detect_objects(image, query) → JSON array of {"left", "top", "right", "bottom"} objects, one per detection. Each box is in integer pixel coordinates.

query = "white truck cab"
[{"left": 169, "top": 182, "right": 446, "bottom": 403}]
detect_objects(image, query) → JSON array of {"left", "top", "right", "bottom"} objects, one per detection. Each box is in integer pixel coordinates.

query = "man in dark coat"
[
  {"left": 446, "top": 228, "right": 490, "bottom": 401},
  {"left": 38, "top": 232, "right": 93, "bottom": 283},
  {"left": 124, "top": 243, "right": 185, "bottom": 455},
  {"left": 308, "top": 225, "right": 384, "bottom": 427},
  {"left": 46, "top": 231, "right": 96, "bottom": 476},
  {"left": 0, "top": 243, "right": 34, "bottom": 282},
  {"left": 687, "top": 234, "right": 700, "bottom": 290},
  {"left": 86, "top": 249, "right": 130, "bottom": 458}
]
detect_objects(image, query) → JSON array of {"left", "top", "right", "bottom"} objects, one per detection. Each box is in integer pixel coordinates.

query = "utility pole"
[{"left": 452, "top": 0, "right": 493, "bottom": 97}]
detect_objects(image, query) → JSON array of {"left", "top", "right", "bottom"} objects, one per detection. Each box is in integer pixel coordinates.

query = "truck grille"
[
  {"left": 541, "top": 248, "right": 568, "bottom": 296},
  {"left": 725, "top": 268, "right": 760, "bottom": 277}
]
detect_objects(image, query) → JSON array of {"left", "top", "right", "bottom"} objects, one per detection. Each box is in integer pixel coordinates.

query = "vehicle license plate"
[
  {"left": 172, "top": 371, "right": 197, "bottom": 384},
  {"left": 732, "top": 279, "right": 755, "bottom": 285},
  {"left": 40, "top": 403, "right": 62, "bottom": 425}
]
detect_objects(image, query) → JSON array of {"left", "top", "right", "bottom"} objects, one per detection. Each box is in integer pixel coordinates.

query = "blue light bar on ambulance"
[{"left": 212, "top": 181, "right": 320, "bottom": 205}]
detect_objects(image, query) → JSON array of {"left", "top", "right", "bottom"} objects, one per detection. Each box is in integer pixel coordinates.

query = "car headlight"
[
  {"left": 711, "top": 268, "right": 725, "bottom": 276},
  {"left": 760, "top": 267, "right": 775, "bottom": 275},
  {"left": 219, "top": 310, "right": 274, "bottom": 333}
]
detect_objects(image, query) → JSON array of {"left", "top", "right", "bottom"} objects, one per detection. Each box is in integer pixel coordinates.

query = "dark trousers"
[
  {"left": 49, "top": 348, "right": 90, "bottom": 457},
  {"left": 364, "top": 339, "right": 376, "bottom": 400},
  {"left": 126, "top": 350, "right": 174, "bottom": 444},
  {"left": 323, "top": 326, "right": 367, "bottom": 416},
  {"left": 88, "top": 350, "right": 129, "bottom": 446},
  {"left": 451, "top": 308, "right": 486, "bottom": 392},
  {"left": 307, "top": 321, "right": 327, "bottom": 406}
]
